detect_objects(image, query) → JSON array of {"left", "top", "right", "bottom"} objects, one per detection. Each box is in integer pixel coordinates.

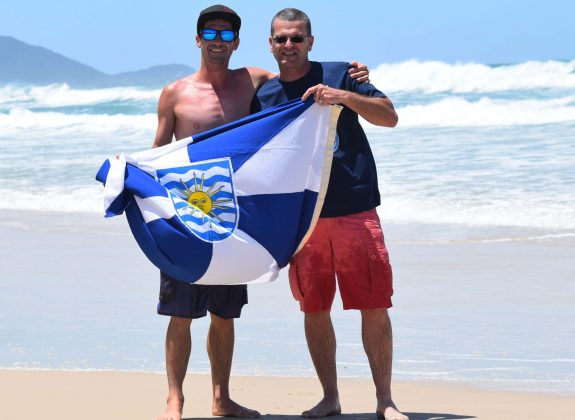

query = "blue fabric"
[
  {"left": 252, "top": 61, "right": 385, "bottom": 218},
  {"left": 124, "top": 201, "right": 214, "bottom": 282},
  {"left": 237, "top": 190, "right": 318, "bottom": 267}
]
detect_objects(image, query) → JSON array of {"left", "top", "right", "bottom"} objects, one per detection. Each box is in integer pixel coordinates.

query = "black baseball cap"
[{"left": 197, "top": 5, "right": 241, "bottom": 34}]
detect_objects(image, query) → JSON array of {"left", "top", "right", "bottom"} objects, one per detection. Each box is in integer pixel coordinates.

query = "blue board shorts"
[{"left": 157, "top": 272, "right": 248, "bottom": 319}]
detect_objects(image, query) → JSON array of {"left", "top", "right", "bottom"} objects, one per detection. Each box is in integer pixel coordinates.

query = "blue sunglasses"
[{"left": 201, "top": 28, "right": 237, "bottom": 42}]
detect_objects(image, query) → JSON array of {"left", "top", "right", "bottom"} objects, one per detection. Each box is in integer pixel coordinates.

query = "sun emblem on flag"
[
  {"left": 156, "top": 158, "right": 239, "bottom": 243},
  {"left": 176, "top": 173, "right": 231, "bottom": 222}
]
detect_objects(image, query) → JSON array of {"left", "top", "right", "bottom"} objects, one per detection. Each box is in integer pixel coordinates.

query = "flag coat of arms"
[{"left": 96, "top": 99, "right": 341, "bottom": 285}]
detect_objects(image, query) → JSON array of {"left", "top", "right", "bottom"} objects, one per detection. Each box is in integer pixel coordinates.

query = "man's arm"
[
  {"left": 152, "top": 84, "right": 177, "bottom": 148},
  {"left": 246, "top": 64, "right": 370, "bottom": 91},
  {"left": 302, "top": 84, "right": 398, "bottom": 127},
  {"left": 246, "top": 67, "right": 276, "bottom": 90}
]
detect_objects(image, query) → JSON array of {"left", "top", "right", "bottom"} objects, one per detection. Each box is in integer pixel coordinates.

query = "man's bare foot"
[
  {"left": 302, "top": 396, "right": 341, "bottom": 418},
  {"left": 158, "top": 396, "right": 184, "bottom": 420},
  {"left": 376, "top": 400, "right": 408, "bottom": 420},
  {"left": 212, "top": 397, "right": 261, "bottom": 418}
]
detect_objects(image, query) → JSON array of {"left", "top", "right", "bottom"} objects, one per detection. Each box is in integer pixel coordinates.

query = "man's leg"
[
  {"left": 286, "top": 217, "right": 338, "bottom": 418},
  {"left": 302, "top": 311, "right": 341, "bottom": 418},
  {"left": 361, "top": 308, "right": 408, "bottom": 420},
  {"left": 208, "top": 313, "right": 260, "bottom": 418},
  {"left": 159, "top": 316, "right": 192, "bottom": 420}
]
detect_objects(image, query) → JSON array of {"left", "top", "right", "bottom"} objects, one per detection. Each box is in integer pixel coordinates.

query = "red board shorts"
[{"left": 289, "top": 208, "right": 393, "bottom": 313}]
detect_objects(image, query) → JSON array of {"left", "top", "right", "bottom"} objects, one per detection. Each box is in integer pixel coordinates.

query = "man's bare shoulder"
[
  {"left": 158, "top": 74, "right": 211, "bottom": 111},
  {"left": 161, "top": 74, "right": 199, "bottom": 98}
]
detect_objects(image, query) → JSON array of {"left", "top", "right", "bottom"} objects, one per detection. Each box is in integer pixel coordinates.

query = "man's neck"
[
  {"left": 196, "top": 60, "right": 232, "bottom": 90},
  {"left": 278, "top": 61, "right": 312, "bottom": 82}
]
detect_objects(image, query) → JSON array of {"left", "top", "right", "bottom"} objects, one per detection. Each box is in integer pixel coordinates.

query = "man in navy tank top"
[{"left": 252, "top": 8, "right": 407, "bottom": 420}]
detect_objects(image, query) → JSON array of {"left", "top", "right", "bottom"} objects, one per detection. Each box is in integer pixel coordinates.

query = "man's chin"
[
  {"left": 279, "top": 59, "right": 300, "bottom": 68},
  {"left": 207, "top": 54, "right": 229, "bottom": 63}
]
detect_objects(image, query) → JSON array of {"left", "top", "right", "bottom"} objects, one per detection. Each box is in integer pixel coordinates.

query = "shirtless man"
[
  {"left": 153, "top": 8, "right": 270, "bottom": 420},
  {"left": 152, "top": 5, "right": 369, "bottom": 420}
]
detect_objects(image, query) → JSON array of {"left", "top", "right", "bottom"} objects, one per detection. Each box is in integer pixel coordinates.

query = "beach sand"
[
  {"left": 1, "top": 209, "right": 574, "bottom": 419},
  {"left": 1, "top": 369, "right": 574, "bottom": 419}
]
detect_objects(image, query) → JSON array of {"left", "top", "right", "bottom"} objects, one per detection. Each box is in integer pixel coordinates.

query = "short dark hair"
[
  {"left": 197, "top": 4, "right": 241, "bottom": 35},
  {"left": 270, "top": 8, "right": 312, "bottom": 36}
]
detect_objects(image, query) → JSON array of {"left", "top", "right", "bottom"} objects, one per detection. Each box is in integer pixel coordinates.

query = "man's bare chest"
[{"left": 174, "top": 93, "right": 251, "bottom": 136}]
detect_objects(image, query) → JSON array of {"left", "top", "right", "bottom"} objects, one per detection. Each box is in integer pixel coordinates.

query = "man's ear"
[
  {"left": 308, "top": 35, "right": 314, "bottom": 51},
  {"left": 195, "top": 34, "right": 201, "bottom": 48},
  {"left": 269, "top": 36, "right": 273, "bottom": 52},
  {"left": 233, "top": 37, "right": 240, "bottom": 51}
]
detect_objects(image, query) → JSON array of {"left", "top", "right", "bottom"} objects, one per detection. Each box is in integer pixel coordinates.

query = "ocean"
[{"left": 1, "top": 59, "right": 574, "bottom": 395}]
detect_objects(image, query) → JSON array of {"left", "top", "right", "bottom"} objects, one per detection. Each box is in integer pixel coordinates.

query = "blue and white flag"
[{"left": 96, "top": 99, "right": 341, "bottom": 285}]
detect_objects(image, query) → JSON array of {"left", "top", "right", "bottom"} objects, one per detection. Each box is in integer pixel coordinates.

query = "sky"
[{"left": 1, "top": 0, "right": 573, "bottom": 74}]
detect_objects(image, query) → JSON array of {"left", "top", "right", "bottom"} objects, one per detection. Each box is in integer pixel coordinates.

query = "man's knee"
[
  {"left": 361, "top": 308, "right": 391, "bottom": 325},
  {"left": 304, "top": 310, "right": 332, "bottom": 326},
  {"left": 209, "top": 313, "right": 235, "bottom": 327},
  {"left": 170, "top": 315, "right": 193, "bottom": 328}
]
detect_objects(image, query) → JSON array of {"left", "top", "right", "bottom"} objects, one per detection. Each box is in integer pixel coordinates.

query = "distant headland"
[{"left": 0, "top": 36, "right": 194, "bottom": 87}]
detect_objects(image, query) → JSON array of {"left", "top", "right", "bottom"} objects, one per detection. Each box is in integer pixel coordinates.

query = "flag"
[{"left": 96, "top": 99, "right": 341, "bottom": 285}]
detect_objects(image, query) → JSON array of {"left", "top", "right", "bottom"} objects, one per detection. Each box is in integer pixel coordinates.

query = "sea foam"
[
  {"left": 371, "top": 59, "right": 575, "bottom": 93},
  {"left": 0, "top": 83, "right": 160, "bottom": 108},
  {"left": 0, "top": 59, "right": 573, "bottom": 229},
  {"left": 390, "top": 95, "right": 575, "bottom": 127},
  {"left": 3, "top": 94, "right": 575, "bottom": 137},
  {"left": 0, "top": 108, "right": 156, "bottom": 137}
]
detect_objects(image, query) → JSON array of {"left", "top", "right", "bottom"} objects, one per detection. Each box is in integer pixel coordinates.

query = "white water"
[
  {"left": 371, "top": 59, "right": 575, "bottom": 93},
  {"left": 1, "top": 59, "right": 574, "bottom": 229}
]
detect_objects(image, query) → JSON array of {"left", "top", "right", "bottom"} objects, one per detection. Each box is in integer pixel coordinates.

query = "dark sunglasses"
[
  {"left": 272, "top": 35, "right": 307, "bottom": 44},
  {"left": 201, "top": 28, "right": 237, "bottom": 42}
]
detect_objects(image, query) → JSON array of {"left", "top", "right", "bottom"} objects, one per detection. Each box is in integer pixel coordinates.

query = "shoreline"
[
  {"left": 2, "top": 365, "right": 573, "bottom": 397},
  {"left": 3, "top": 365, "right": 574, "bottom": 395},
  {"left": 2, "top": 369, "right": 574, "bottom": 419},
  {"left": 2, "top": 208, "right": 574, "bottom": 400}
]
